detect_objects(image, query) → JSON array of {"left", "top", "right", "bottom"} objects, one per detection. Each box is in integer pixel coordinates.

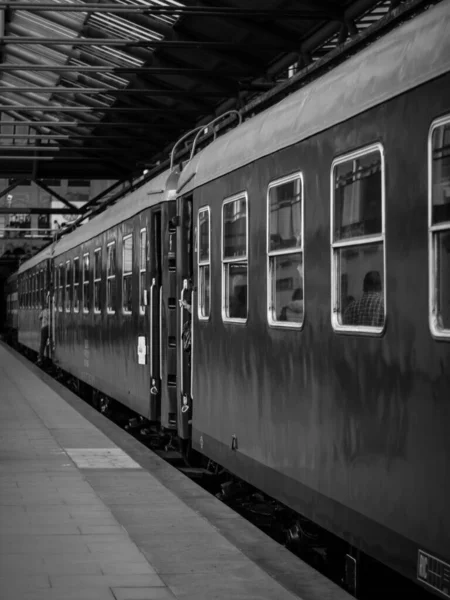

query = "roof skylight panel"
[
  {"left": 15, "top": 11, "right": 80, "bottom": 43},
  {"left": 89, "top": 45, "right": 144, "bottom": 68},
  {"left": 117, "top": 0, "right": 185, "bottom": 26},
  {"left": 89, "top": 13, "right": 163, "bottom": 42}
]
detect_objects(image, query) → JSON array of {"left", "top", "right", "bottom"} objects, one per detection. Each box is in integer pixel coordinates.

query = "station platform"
[{"left": 0, "top": 342, "right": 352, "bottom": 600}]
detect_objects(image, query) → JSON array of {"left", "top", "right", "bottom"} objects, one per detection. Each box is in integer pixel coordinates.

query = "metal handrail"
[
  {"left": 169, "top": 125, "right": 204, "bottom": 171},
  {"left": 189, "top": 110, "right": 241, "bottom": 161}
]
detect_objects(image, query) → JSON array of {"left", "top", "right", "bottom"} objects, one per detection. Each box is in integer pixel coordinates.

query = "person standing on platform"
[{"left": 37, "top": 301, "right": 50, "bottom": 365}]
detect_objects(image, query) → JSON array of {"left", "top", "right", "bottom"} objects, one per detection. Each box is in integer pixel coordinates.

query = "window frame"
[
  {"left": 221, "top": 192, "right": 249, "bottom": 324},
  {"left": 266, "top": 172, "right": 304, "bottom": 329},
  {"left": 122, "top": 233, "right": 133, "bottom": 315},
  {"left": 330, "top": 143, "right": 386, "bottom": 336},
  {"left": 82, "top": 252, "right": 90, "bottom": 314},
  {"left": 197, "top": 206, "right": 211, "bottom": 321},
  {"left": 65, "top": 259, "right": 71, "bottom": 313},
  {"left": 73, "top": 256, "right": 80, "bottom": 313},
  {"left": 58, "top": 262, "right": 64, "bottom": 312},
  {"left": 94, "top": 247, "right": 102, "bottom": 314},
  {"left": 428, "top": 114, "right": 450, "bottom": 340},
  {"left": 139, "top": 228, "right": 147, "bottom": 315},
  {"left": 106, "top": 241, "right": 116, "bottom": 315}
]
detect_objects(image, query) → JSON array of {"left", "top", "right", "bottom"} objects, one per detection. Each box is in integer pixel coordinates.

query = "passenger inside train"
[{"left": 342, "top": 270, "right": 384, "bottom": 327}]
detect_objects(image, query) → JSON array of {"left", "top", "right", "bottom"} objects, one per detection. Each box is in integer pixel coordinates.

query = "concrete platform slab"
[{"left": 0, "top": 342, "right": 352, "bottom": 600}]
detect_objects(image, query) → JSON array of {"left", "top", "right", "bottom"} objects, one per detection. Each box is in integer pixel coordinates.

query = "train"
[{"left": 3, "top": 3, "right": 450, "bottom": 597}]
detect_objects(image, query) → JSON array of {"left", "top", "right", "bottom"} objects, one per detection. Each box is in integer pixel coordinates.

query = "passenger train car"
[{"left": 5, "top": 3, "right": 450, "bottom": 596}]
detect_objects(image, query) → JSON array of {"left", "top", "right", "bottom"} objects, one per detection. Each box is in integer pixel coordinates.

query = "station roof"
[{"left": 0, "top": 0, "right": 410, "bottom": 182}]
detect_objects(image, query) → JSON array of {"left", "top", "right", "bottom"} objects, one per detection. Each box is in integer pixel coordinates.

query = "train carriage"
[
  {"left": 5, "top": 2, "right": 450, "bottom": 596},
  {"left": 176, "top": 1, "right": 450, "bottom": 591},
  {"left": 4, "top": 271, "right": 18, "bottom": 343}
]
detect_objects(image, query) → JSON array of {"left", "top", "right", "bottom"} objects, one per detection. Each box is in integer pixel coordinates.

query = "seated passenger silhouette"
[
  {"left": 343, "top": 270, "right": 384, "bottom": 327},
  {"left": 230, "top": 285, "right": 247, "bottom": 319},
  {"left": 279, "top": 288, "right": 303, "bottom": 322}
]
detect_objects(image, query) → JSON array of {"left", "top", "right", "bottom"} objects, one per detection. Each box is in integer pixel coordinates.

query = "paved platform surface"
[{"left": 0, "top": 342, "right": 353, "bottom": 600}]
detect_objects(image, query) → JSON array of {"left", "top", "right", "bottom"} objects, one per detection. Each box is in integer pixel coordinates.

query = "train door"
[
  {"left": 149, "top": 207, "right": 162, "bottom": 422},
  {"left": 48, "top": 260, "right": 56, "bottom": 358},
  {"left": 177, "top": 194, "right": 194, "bottom": 440}
]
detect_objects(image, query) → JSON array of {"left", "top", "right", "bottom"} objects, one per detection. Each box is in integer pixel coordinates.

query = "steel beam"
[
  {"left": 0, "top": 156, "right": 99, "bottom": 160},
  {"left": 0, "top": 120, "right": 180, "bottom": 128},
  {"left": 0, "top": 65, "right": 245, "bottom": 75},
  {"left": 0, "top": 133, "right": 169, "bottom": 139},
  {"left": 0, "top": 38, "right": 296, "bottom": 49},
  {"left": 0, "top": 207, "right": 82, "bottom": 214},
  {"left": 79, "top": 178, "right": 127, "bottom": 212},
  {"left": 0, "top": 87, "right": 245, "bottom": 96},
  {"left": 34, "top": 180, "right": 79, "bottom": 211},
  {"left": 0, "top": 4, "right": 336, "bottom": 19},
  {"left": 0, "top": 178, "right": 29, "bottom": 200},
  {"left": 0, "top": 145, "right": 59, "bottom": 151},
  {"left": 0, "top": 106, "right": 198, "bottom": 113}
]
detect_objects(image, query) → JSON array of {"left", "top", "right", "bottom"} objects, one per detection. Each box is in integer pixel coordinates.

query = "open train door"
[
  {"left": 176, "top": 193, "right": 194, "bottom": 443},
  {"left": 148, "top": 206, "right": 162, "bottom": 423}
]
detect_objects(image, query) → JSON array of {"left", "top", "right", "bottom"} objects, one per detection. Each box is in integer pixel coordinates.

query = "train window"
[
  {"left": 107, "top": 242, "right": 116, "bottom": 314},
  {"left": 267, "top": 173, "right": 304, "bottom": 327},
  {"left": 139, "top": 228, "right": 146, "bottom": 314},
  {"left": 83, "top": 252, "right": 90, "bottom": 313},
  {"left": 65, "top": 260, "right": 71, "bottom": 312},
  {"left": 222, "top": 193, "right": 248, "bottom": 322},
  {"left": 94, "top": 248, "right": 102, "bottom": 313},
  {"left": 59, "top": 263, "right": 64, "bottom": 311},
  {"left": 331, "top": 144, "right": 385, "bottom": 334},
  {"left": 73, "top": 257, "right": 80, "bottom": 313},
  {"left": 429, "top": 116, "right": 450, "bottom": 338},
  {"left": 198, "top": 207, "right": 211, "bottom": 319},
  {"left": 122, "top": 234, "right": 133, "bottom": 314}
]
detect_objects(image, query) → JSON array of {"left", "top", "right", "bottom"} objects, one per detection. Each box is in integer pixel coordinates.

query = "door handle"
[{"left": 150, "top": 278, "right": 156, "bottom": 378}]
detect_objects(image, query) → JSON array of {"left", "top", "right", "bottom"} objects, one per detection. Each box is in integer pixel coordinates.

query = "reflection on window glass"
[
  {"left": 65, "top": 261, "right": 71, "bottom": 312},
  {"left": 432, "top": 122, "right": 450, "bottom": 225},
  {"left": 223, "top": 198, "right": 247, "bottom": 258},
  {"left": 269, "top": 178, "right": 302, "bottom": 251},
  {"left": 332, "top": 147, "right": 385, "bottom": 331},
  {"left": 334, "top": 151, "right": 382, "bottom": 241},
  {"left": 198, "top": 208, "right": 211, "bottom": 319},
  {"left": 225, "top": 263, "right": 247, "bottom": 319},
  {"left": 199, "top": 209, "right": 210, "bottom": 262},
  {"left": 268, "top": 174, "right": 304, "bottom": 327},
  {"left": 223, "top": 197, "right": 247, "bottom": 321},
  {"left": 94, "top": 249, "right": 101, "bottom": 312},
  {"left": 107, "top": 243, "right": 116, "bottom": 313},
  {"left": 107, "top": 243, "right": 116, "bottom": 277},
  {"left": 199, "top": 264, "right": 210, "bottom": 318},
  {"left": 140, "top": 229, "right": 147, "bottom": 313},
  {"left": 272, "top": 253, "right": 303, "bottom": 323},
  {"left": 430, "top": 119, "right": 450, "bottom": 335},
  {"left": 436, "top": 231, "right": 450, "bottom": 330},
  {"left": 73, "top": 258, "right": 80, "bottom": 313},
  {"left": 338, "top": 243, "right": 384, "bottom": 327},
  {"left": 83, "top": 254, "right": 90, "bottom": 312},
  {"left": 123, "top": 236, "right": 133, "bottom": 313}
]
